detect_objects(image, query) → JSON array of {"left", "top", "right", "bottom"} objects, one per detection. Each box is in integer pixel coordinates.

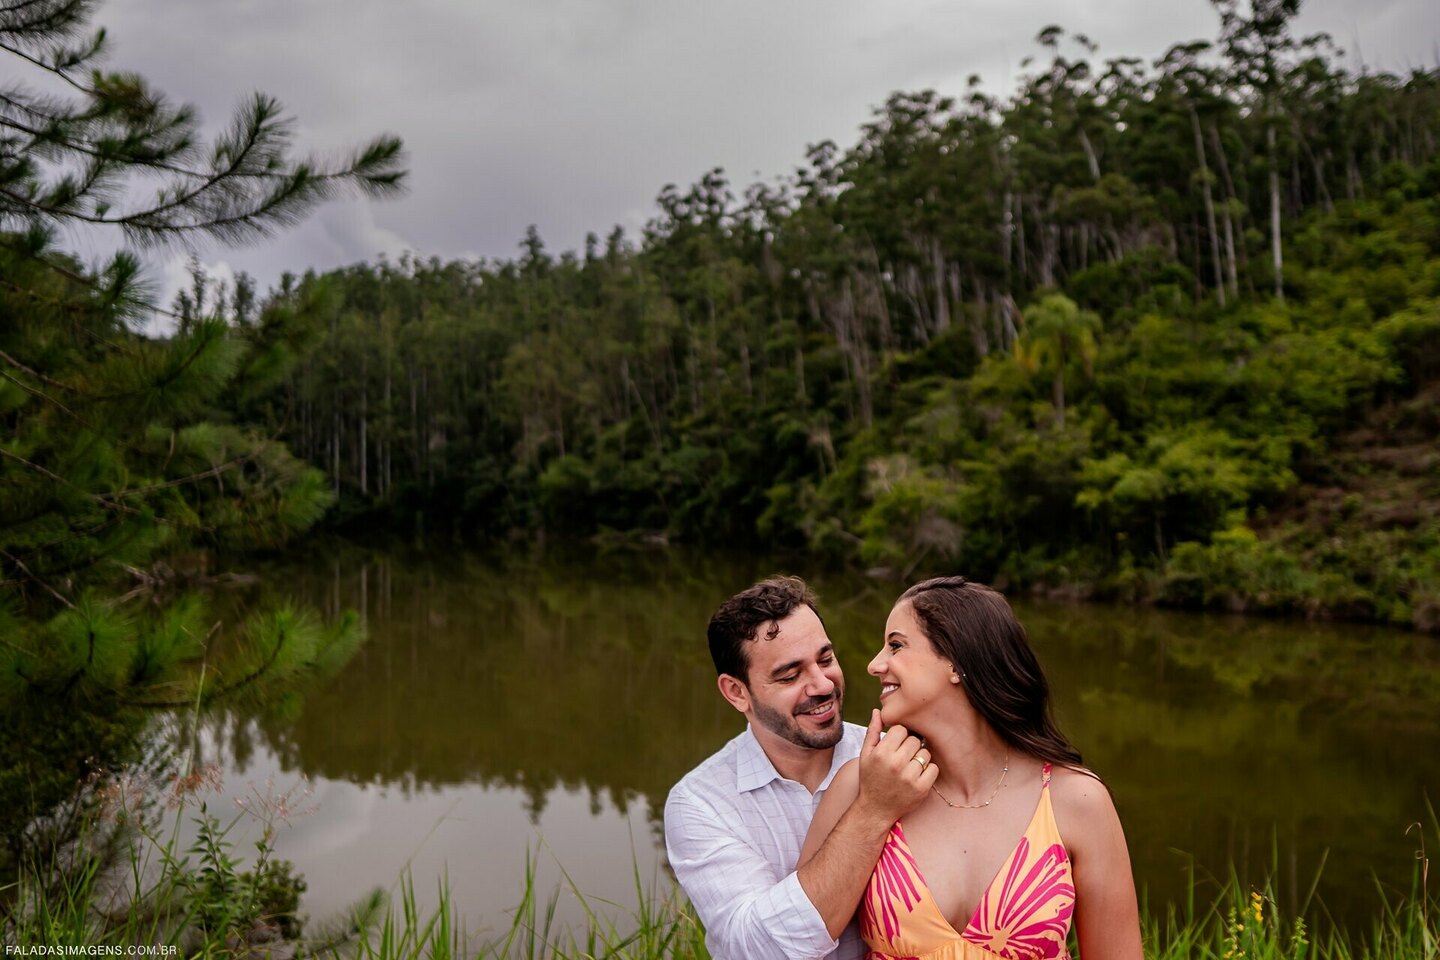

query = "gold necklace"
[{"left": 931, "top": 750, "right": 1010, "bottom": 809}]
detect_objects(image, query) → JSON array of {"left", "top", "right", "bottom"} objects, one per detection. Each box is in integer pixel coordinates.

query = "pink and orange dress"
[{"left": 860, "top": 764, "right": 1075, "bottom": 960}]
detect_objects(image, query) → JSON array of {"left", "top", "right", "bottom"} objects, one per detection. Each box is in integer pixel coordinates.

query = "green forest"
[
  {"left": 2, "top": 0, "right": 1439, "bottom": 953},
  {"left": 233, "top": 7, "right": 1437, "bottom": 629}
]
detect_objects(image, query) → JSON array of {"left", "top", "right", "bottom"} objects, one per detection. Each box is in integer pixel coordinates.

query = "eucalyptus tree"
[
  {"left": 1212, "top": 0, "right": 1307, "bottom": 301},
  {"left": 1157, "top": 41, "right": 1234, "bottom": 304},
  {"left": 1003, "top": 33, "right": 1108, "bottom": 289}
]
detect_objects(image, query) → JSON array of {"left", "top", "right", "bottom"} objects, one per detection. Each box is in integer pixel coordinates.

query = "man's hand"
[{"left": 854, "top": 708, "right": 937, "bottom": 823}]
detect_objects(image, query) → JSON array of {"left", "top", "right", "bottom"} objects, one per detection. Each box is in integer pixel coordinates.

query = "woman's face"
[{"left": 868, "top": 600, "right": 961, "bottom": 727}]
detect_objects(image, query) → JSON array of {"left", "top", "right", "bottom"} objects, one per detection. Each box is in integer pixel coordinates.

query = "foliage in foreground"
[
  {"left": 0, "top": 0, "right": 400, "bottom": 868},
  {"left": 5, "top": 781, "right": 1436, "bottom": 960}
]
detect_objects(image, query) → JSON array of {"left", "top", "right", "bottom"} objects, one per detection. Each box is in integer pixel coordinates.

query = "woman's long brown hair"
[{"left": 898, "top": 576, "right": 1083, "bottom": 769}]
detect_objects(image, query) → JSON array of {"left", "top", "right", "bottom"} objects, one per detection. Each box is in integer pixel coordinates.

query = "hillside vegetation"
[{"left": 207, "top": 9, "right": 1440, "bottom": 629}]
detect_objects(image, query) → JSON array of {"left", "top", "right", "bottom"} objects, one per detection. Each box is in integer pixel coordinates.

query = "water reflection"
[
  {"left": 179, "top": 725, "right": 666, "bottom": 934},
  {"left": 201, "top": 545, "right": 1439, "bottom": 934}
]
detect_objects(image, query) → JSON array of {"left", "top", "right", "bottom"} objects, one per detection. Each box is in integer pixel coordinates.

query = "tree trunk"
[
  {"left": 1015, "top": 192, "right": 1028, "bottom": 284},
  {"left": 1268, "top": 122, "right": 1284, "bottom": 303},
  {"left": 359, "top": 354, "right": 368, "bottom": 496},
  {"left": 930, "top": 237, "right": 950, "bottom": 334},
  {"left": 423, "top": 365, "right": 432, "bottom": 488},
  {"left": 841, "top": 279, "right": 874, "bottom": 428},
  {"left": 1052, "top": 368, "right": 1066, "bottom": 428},
  {"left": 971, "top": 278, "right": 991, "bottom": 358},
  {"left": 1078, "top": 126, "right": 1101, "bottom": 182},
  {"left": 1209, "top": 124, "right": 1243, "bottom": 298},
  {"left": 331, "top": 408, "right": 340, "bottom": 497},
  {"left": 1001, "top": 189, "right": 1015, "bottom": 289},
  {"left": 739, "top": 340, "right": 753, "bottom": 400},
  {"left": 409, "top": 368, "right": 419, "bottom": 477},
  {"left": 1191, "top": 108, "right": 1226, "bottom": 307},
  {"left": 900, "top": 263, "right": 930, "bottom": 343},
  {"left": 383, "top": 340, "right": 392, "bottom": 497}
]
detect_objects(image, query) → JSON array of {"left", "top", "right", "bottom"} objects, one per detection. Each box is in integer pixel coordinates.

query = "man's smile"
[{"left": 796, "top": 697, "right": 838, "bottom": 722}]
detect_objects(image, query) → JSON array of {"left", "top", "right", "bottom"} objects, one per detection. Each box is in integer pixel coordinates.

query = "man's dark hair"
[{"left": 707, "top": 576, "right": 820, "bottom": 683}]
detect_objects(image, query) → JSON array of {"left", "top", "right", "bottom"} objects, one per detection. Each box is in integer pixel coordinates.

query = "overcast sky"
[{"left": 61, "top": 0, "right": 1440, "bottom": 324}]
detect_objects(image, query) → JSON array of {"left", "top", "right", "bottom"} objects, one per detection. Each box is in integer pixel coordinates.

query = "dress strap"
[{"left": 1041, "top": 762, "right": 1053, "bottom": 786}]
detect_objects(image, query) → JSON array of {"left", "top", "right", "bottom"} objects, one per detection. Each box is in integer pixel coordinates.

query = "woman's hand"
[
  {"left": 854, "top": 708, "right": 939, "bottom": 825},
  {"left": 798, "top": 710, "right": 936, "bottom": 870}
]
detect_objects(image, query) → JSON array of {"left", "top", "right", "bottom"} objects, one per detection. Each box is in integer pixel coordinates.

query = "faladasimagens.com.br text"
[{"left": 4, "top": 948, "right": 177, "bottom": 956}]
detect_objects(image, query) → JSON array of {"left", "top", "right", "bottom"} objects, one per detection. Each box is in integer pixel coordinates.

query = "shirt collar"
[{"left": 735, "top": 723, "right": 853, "bottom": 794}]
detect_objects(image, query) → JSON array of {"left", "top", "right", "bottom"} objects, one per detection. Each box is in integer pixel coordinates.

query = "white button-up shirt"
[{"left": 664, "top": 722, "right": 867, "bottom": 960}]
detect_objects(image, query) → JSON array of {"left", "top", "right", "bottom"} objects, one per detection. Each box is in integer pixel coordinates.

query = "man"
[{"left": 664, "top": 576, "right": 937, "bottom": 960}]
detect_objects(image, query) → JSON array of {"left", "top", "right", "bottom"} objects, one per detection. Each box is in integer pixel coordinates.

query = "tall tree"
[
  {"left": 1213, "top": 0, "right": 1304, "bottom": 301},
  {"left": 1015, "top": 293, "right": 1100, "bottom": 428},
  {"left": 0, "top": 0, "right": 405, "bottom": 852}
]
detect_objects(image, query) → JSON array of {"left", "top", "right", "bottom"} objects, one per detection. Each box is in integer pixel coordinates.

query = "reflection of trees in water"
[
  {"left": 204, "top": 545, "right": 779, "bottom": 822},
  {"left": 1010, "top": 601, "right": 1440, "bottom": 927},
  {"left": 197, "top": 548, "right": 1440, "bottom": 926}
]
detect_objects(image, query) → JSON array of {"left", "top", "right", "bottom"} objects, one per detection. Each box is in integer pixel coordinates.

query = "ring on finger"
[{"left": 910, "top": 754, "right": 928, "bottom": 769}]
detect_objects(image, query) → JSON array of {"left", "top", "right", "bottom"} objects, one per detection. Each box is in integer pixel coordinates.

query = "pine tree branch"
[
  {"left": 0, "top": 445, "right": 167, "bottom": 526},
  {"left": 2, "top": 154, "right": 401, "bottom": 245},
  {"left": 0, "top": 547, "right": 76, "bottom": 609},
  {"left": 2, "top": 109, "right": 253, "bottom": 182},
  {"left": 0, "top": 86, "right": 69, "bottom": 125},
  {"left": 1, "top": 516, "right": 117, "bottom": 568},
  {"left": 103, "top": 99, "right": 275, "bottom": 231},
  {"left": 0, "top": 443, "right": 75, "bottom": 489},
  {"left": 125, "top": 623, "right": 287, "bottom": 708},
  {"left": 0, "top": 245, "right": 183, "bottom": 334},
  {"left": 2, "top": 93, "right": 394, "bottom": 192},
  {"left": 0, "top": 0, "right": 69, "bottom": 17},
  {"left": 0, "top": 636, "right": 31, "bottom": 655},
  {"left": 107, "top": 447, "right": 264, "bottom": 500},
  {"left": 0, "top": 38, "right": 87, "bottom": 93},
  {"left": 0, "top": 275, "right": 102, "bottom": 322},
  {"left": 90, "top": 322, "right": 219, "bottom": 401},
  {"left": 0, "top": 346, "right": 78, "bottom": 393},
  {"left": 0, "top": 368, "right": 86, "bottom": 422},
  {"left": 1, "top": 428, "right": 287, "bottom": 539}
]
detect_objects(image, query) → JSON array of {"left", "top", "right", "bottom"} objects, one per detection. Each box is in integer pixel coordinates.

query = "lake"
[{"left": 179, "top": 542, "right": 1440, "bottom": 940}]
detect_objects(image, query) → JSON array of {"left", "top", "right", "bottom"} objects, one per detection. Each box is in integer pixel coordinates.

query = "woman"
[{"left": 800, "top": 576, "right": 1143, "bottom": 959}]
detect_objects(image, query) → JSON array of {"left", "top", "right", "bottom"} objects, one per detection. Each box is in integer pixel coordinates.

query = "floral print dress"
[{"left": 860, "top": 764, "right": 1075, "bottom": 960}]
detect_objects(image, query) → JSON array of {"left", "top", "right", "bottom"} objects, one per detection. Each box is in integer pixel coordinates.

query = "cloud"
[{"left": 77, "top": 0, "right": 1440, "bottom": 311}]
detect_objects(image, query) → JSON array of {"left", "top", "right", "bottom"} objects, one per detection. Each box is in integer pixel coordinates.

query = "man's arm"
[
  {"left": 796, "top": 709, "right": 937, "bottom": 938},
  {"left": 664, "top": 712, "right": 933, "bottom": 959},
  {"left": 665, "top": 786, "right": 839, "bottom": 960}
]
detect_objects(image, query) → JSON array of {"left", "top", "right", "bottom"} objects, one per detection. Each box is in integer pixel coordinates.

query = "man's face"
[{"left": 737, "top": 605, "right": 846, "bottom": 751}]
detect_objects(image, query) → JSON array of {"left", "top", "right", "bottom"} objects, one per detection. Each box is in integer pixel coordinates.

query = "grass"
[
  {"left": 329, "top": 857, "right": 708, "bottom": 960},
  {"left": 3, "top": 799, "right": 1435, "bottom": 958},
  {"left": 1140, "top": 810, "right": 1438, "bottom": 960}
]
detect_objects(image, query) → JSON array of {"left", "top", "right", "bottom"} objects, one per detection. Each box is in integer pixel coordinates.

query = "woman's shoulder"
[
  {"left": 1045, "top": 763, "right": 1120, "bottom": 843},
  {"left": 1047, "top": 763, "right": 1114, "bottom": 812},
  {"left": 826, "top": 757, "right": 861, "bottom": 796}
]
